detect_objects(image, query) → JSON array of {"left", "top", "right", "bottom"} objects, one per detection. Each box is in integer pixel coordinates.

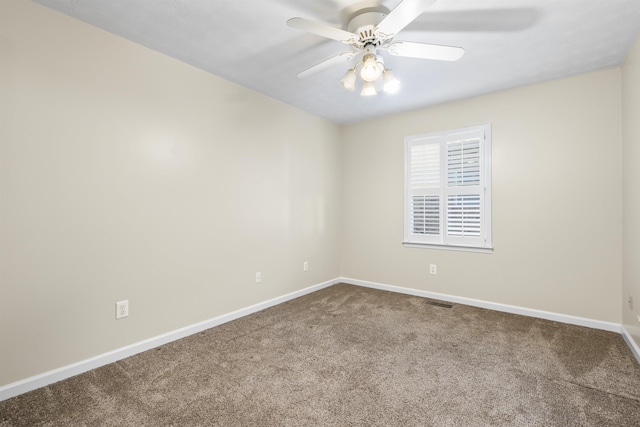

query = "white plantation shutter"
[
  {"left": 410, "top": 143, "right": 440, "bottom": 189},
  {"left": 409, "top": 143, "right": 440, "bottom": 236},
  {"left": 404, "top": 124, "right": 492, "bottom": 251},
  {"left": 411, "top": 195, "right": 440, "bottom": 235},
  {"left": 447, "top": 138, "right": 480, "bottom": 186},
  {"left": 447, "top": 195, "right": 481, "bottom": 237}
]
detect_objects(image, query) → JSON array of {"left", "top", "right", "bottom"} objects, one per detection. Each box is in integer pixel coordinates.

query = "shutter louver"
[
  {"left": 447, "top": 194, "right": 481, "bottom": 237},
  {"left": 410, "top": 143, "right": 440, "bottom": 189},
  {"left": 411, "top": 195, "right": 439, "bottom": 235},
  {"left": 447, "top": 138, "right": 480, "bottom": 186}
]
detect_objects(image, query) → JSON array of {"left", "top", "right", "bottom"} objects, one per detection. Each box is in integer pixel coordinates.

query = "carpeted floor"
[{"left": 1, "top": 283, "right": 639, "bottom": 426}]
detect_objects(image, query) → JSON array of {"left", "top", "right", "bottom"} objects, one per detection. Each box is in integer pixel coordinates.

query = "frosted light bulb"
[
  {"left": 360, "top": 54, "right": 381, "bottom": 82},
  {"left": 360, "top": 80, "right": 377, "bottom": 96},
  {"left": 382, "top": 69, "right": 400, "bottom": 94},
  {"left": 339, "top": 69, "right": 357, "bottom": 91}
]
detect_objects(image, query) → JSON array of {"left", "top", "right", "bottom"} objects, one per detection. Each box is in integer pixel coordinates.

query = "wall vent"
[{"left": 423, "top": 299, "right": 453, "bottom": 309}]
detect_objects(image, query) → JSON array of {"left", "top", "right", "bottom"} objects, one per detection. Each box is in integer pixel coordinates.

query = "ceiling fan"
[{"left": 287, "top": 0, "right": 465, "bottom": 96}]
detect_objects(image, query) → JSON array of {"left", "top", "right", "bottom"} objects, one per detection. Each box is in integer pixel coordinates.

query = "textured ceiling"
[{"left": 35, "top": 0, "right": 640, "bottom": 124}]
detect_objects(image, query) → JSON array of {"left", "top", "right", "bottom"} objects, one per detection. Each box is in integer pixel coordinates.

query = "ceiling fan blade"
[
  {"left": 375, "top": 0, "right": 436, "bottom": 38},
  {"left": 387, "top": 41, "right": 464, "bottom": 61},
  {"left": 287, "top": 17, "right": 359, "bottom": 44},
  {"left": 297, "top": 51, "right": 356, "bottom": 79}
]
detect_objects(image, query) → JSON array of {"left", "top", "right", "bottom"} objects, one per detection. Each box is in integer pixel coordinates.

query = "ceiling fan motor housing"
[{"left": 347, "top": 11, "right": 389, "bottom": 47}]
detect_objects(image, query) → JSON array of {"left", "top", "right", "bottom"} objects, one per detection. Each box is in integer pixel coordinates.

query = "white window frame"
[{"left": 403, "top": 124, "right": 492, "bottom": 253}]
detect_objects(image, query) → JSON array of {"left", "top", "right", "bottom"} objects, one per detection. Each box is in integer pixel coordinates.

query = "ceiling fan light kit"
[
  {"left": 339, "top": 50, "right": 396, "bottom": 96},
  {"left": 338, "top": 52, "right": 400, "bottom": 95},
  {"left": 287, "top": 0, "right": 464, "bottom": 98}
]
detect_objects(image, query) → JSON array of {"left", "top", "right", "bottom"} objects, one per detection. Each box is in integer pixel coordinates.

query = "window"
[{"left": 404, "top": 124, "right": 492, "bottom": 252}]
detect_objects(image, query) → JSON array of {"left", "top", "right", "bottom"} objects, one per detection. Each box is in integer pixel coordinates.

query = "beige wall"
[
  {"left": 622, "top": 35, "right": 640, "bottom": 348},
  {"left": 340, "top": 69, "right": 623, "bottom": 323},
  {"left": 0, "top": 0, "right": 341, "bottom": 386}
]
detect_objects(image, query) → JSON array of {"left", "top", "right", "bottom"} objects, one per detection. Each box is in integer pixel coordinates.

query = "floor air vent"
[{"left": 423, "top": 299, "right": 453, "bottom": 308}]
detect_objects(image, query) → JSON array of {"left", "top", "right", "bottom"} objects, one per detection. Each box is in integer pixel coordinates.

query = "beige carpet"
[{"left": 1, "top": 283, "right": 639, "bottom": 426}]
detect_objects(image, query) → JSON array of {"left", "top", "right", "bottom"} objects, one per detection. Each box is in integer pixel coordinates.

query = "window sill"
[{"left": 402, "top": 242, "right": 493, "bottom": 254}]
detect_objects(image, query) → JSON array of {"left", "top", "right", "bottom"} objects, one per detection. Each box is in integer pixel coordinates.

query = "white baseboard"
[
  {"left": 2, "top": 277, "right": 634, "bottom": 402},
  {"left": 0, "top": 278, "right": 338, "bottom": 402},
  {"left": 621, "top": 326, "right": 640, "bottom": 364},
  {"left": 340, "top": 277, "right": 623, "bottom": 333}
]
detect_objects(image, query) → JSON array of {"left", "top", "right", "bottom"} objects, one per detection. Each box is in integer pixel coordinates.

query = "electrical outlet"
[
  {"left": 430, "top": 264, "right": 437, "bottom": 275},
  {"left": 116, "top": 300, "right": 129, "bottom": 319},
  {"left": 630, "top": 295, "right": 634, "bottom": 310},
  {"left": 637, "top": 314, "right": 640, "bottom": 323},
  {"left": 256, "top": 272, "right": 261, "bottom": 283},
  {"left": 303, "top": 261, "right": 308, "bottom": 271}
]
